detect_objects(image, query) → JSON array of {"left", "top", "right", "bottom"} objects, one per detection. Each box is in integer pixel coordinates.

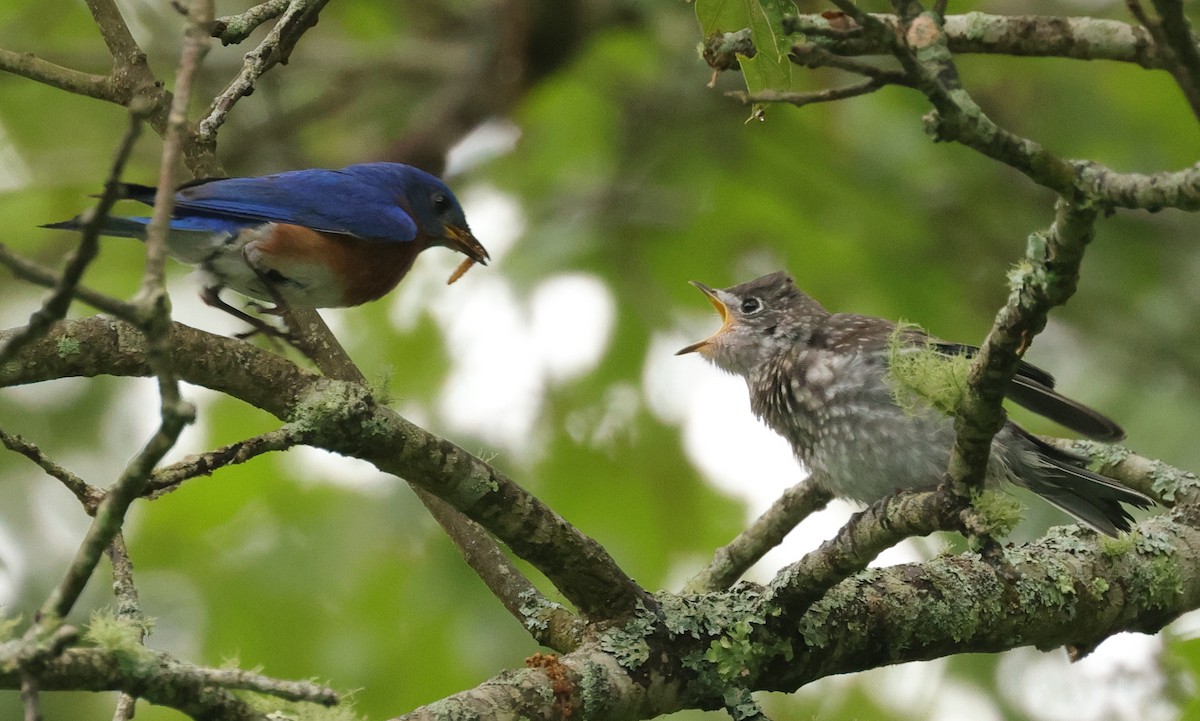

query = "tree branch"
[
  {"left": 1138, "top": 0, "right": 1200, "bottom": 121},
  {"left": 0, "top": 114, "right": 142, "bottom": 367},
  {"left": 686, "top": 480, "right": 831, "bottom": 594},
  {"left": 198, "top": 0, "right": 332, "bottom": 143},
  {"left": 0, "top": 316, "right": 651, "bottom": 621},
  {"left": 947, "top": 200, "right": 1099, "bottom": 491},
  {"left": 780, "top": 13, "right": 1166, "bottom": 68},
  {"left": 398, "top": 511, "right": 1200, "bottom": 721},
  {"left": 0, "top": 428, "right": 104, "bottom": 512},
  {"left": 0, "top": 49, "right": 113, "bottom": 99},
  {"left": 0, "top": 643, "right": 334, "bottom": 720}
]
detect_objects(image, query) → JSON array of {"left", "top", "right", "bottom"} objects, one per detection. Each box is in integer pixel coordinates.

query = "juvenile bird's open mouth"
[{"left": 676, "top": 281, "right": 733, "bottom": 355}]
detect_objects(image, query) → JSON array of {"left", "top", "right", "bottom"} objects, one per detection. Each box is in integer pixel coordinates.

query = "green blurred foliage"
[{"left": 1, "top": 1, "right": 1199, "bottom": 720}]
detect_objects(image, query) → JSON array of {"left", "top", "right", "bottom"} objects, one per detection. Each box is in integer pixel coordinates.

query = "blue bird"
[{"left": 45, "top": 162, "right": 489, "bottom": 331}]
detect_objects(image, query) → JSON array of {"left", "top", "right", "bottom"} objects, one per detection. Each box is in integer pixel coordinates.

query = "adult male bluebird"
[
  {"left": 45, "top": 162, "right": 489, "bottom": 332},
  {"left": 678, "top": 271, "right": 1153, "bottom": 536}
]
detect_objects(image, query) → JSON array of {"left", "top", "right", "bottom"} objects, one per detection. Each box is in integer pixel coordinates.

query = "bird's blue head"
[{"left": 353, "top": 163, "right": 489, "bottom": 266}]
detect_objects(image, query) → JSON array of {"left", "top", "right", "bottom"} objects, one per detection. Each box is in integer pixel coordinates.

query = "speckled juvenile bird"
[{"left": 678, "top": 271, "right": 1152, "bottom": 536}]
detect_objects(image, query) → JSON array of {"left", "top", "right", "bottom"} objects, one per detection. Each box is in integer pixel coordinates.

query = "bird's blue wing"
[{"left": 164, "top": 165, "right": 424, "bottom": 242}]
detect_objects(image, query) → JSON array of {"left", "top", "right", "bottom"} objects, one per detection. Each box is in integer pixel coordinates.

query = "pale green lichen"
[
  {"left": 597, "top": 601, "right": 656, "bottom": 670},
  {"left": 242, "top": 694, "right": 362, "bottom": 721},
  {"left": 1099, "top": 531, "right": 1136, "bottom": 558},
  {"left": 84, "top": 609, "right": 155, "bottom": 674},
  {"left": 1131, "top": 528, "right": 1183, "bottom": 609},
  {"left": 887, "top": 324, "right": 971, "bottom": 416},
  {"left": 518, "top": 589, "right": 565, "bottom": 634},
  {"left": 286, "top": 381, "right": 375, "bottom": 434},
  {"left": 55, "top": 335, "right": 81, "bottom": 358},
  {"left": 0, "top": 609, "right": 20, "bottom": 641},
  {"left": 970, "top": 489, "right": 1026, "bottom": 539},
  {"left": 577, "top": 658, "right": 613, "bottom": 718}
]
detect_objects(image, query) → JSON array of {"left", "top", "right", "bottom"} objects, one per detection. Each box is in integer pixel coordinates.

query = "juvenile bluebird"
[
  {"left": 45, "top": 162, "right": 489, "bottom": 333},
  {"left": 678, "top": 271, "right": 1153, "bottom": 536}
]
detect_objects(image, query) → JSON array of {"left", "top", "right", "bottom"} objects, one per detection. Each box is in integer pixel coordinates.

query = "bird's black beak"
[
  {"left": 677, "top": 281, "right": 733, "bottom": 356},
  {"left": 443, "top": 224, "right": 490, "bottom": 285},
  {"left": 445, "top": 224, "right": 490, "bottom": 265}
]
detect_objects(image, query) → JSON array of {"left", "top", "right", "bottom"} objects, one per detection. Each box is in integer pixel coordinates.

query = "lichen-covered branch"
[
  {"left": 765, "top": 488, "right": 960, "bottom": 609},
  {"left": 780, "top": 13, "right": 1166, "bottom": 68},
  {"left": 1047, "top": 438, "right": 1200, "bottom": 507},
  {"left": 0, "top": 641, "right": 335, "bottom": 721},
  {"left": 212, "top": 0, "right": 293, "bottom": 45},
  {"left": 718, "top": 9, "right": 1200, "bottom": 212},
  {"left": 276, "top": 307, "right": 583, "bottom": 648},
  {"left": 398, "top": 511, "right": 1200, "bottom": 721},
  {"left": 947, "top": 201, "right": 1099, "bottom": 491}
]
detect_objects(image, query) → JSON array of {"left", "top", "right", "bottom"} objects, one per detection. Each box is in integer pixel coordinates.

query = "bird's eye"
[
  {"left": 431, "top": 192, "right": 452, "bottom": 215},
  {"left": 741, "top": 297, "right": 763, "bottom": 315}
]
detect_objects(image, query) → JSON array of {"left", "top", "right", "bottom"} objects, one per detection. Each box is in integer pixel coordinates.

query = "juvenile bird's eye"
[{"left": 741, "top": 297, "right": 763, "bottom": 315}]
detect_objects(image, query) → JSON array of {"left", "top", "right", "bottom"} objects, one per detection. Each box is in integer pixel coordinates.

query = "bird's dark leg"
[
  {"left": 199, "top": 285, "right": 291, "bottom": 341},
  {"left": 238, "top": 245, "right": 306, "bottom": 344}
]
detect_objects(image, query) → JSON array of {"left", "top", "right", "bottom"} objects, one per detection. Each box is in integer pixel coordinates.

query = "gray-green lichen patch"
[
  {"left": 597, "top": 601, "right": 657, "bottom": 670},
  {"left": 0, "top": 608, "right": 19, "bottom": 642},
  {"left": 1130, "top": 528, "right": 1183, "bottom": 610},
  {"left": 55, "top": 335, "right": 81, "bottom": 358},
  {"left": 241, "top": 694, "right": 362, "bottom": 721},
  {"left": 286, "top": 381, "right": 378, "bottom": 437}
]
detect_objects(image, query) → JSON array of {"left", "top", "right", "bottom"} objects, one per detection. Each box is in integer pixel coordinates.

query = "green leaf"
[
  {"left": 742, "top": 0, "right": 797, "bottom": 94},
  {"left": 695, "top": 0, "right": 750, "bottom": 36},
  {"left": 697, "top": 0, "right": 796, "bottom": 101}
]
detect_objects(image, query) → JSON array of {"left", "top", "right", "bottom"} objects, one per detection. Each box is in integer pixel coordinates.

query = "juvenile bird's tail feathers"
[{"left": 1018, "top": 430, "right": 1154, "bottom": 536}]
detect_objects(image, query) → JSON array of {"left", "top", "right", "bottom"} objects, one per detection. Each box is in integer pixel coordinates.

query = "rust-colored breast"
[{"left": 252, "top": 225, "right": 424, "bottom": 307}]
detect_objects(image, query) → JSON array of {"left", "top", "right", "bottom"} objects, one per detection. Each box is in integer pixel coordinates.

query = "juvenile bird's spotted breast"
[{"left": 680, "top": 271, "right": 1154, "bottom": 535}]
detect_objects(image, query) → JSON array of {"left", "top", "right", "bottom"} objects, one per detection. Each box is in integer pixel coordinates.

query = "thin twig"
[
  {"left": 105, "top": 534, "right": 145, "bottom": 721},
  {"left": 764, "top": 489, "right": 960, "bottom": 610},
  {"left": 144, "top": 427, "right": 304, "bottom": 498},
  {"left": 947, "top": 200, "right": 1099, "bottom": 493},
  {"left": 212, "top": 0, "right": 291, "bottom": 45},
  {"left": 281, "top": 306, "right": 584, "bottom": 648},
  {"left": 0, "top": 115, "right": 142, "bottom": 366},
  {"left": 731, "top": 79, "right": 893, "bottom": 107},
  {"left": 84, "top": 0, "right": 149, "bottom": 67},
  {"left": 789, "top": 42, "right": 913, "bottom": 85},
  {"left": 21, "top": 673, "right": 40, "bottom": 721},
  {"left": 0, "top": 245, "right": 139, "bottom": 321},
  {"left": 32, "top": 0, "right": 213, "bottom": 625},
  {"left": 0, "top": 49, "right": 113, "bottom": 99},
  {"left": 0, "top": 428, "right": 103, "bottom": 512},
  {"left": 1144, "top": 0, "right": 1200, "bottom": 122},
  {"left": 198, "top": 0, "right": 331, "bottom": 142},
  {"left": 686, "top": 481, "right": 832, "bottom": 594}
]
